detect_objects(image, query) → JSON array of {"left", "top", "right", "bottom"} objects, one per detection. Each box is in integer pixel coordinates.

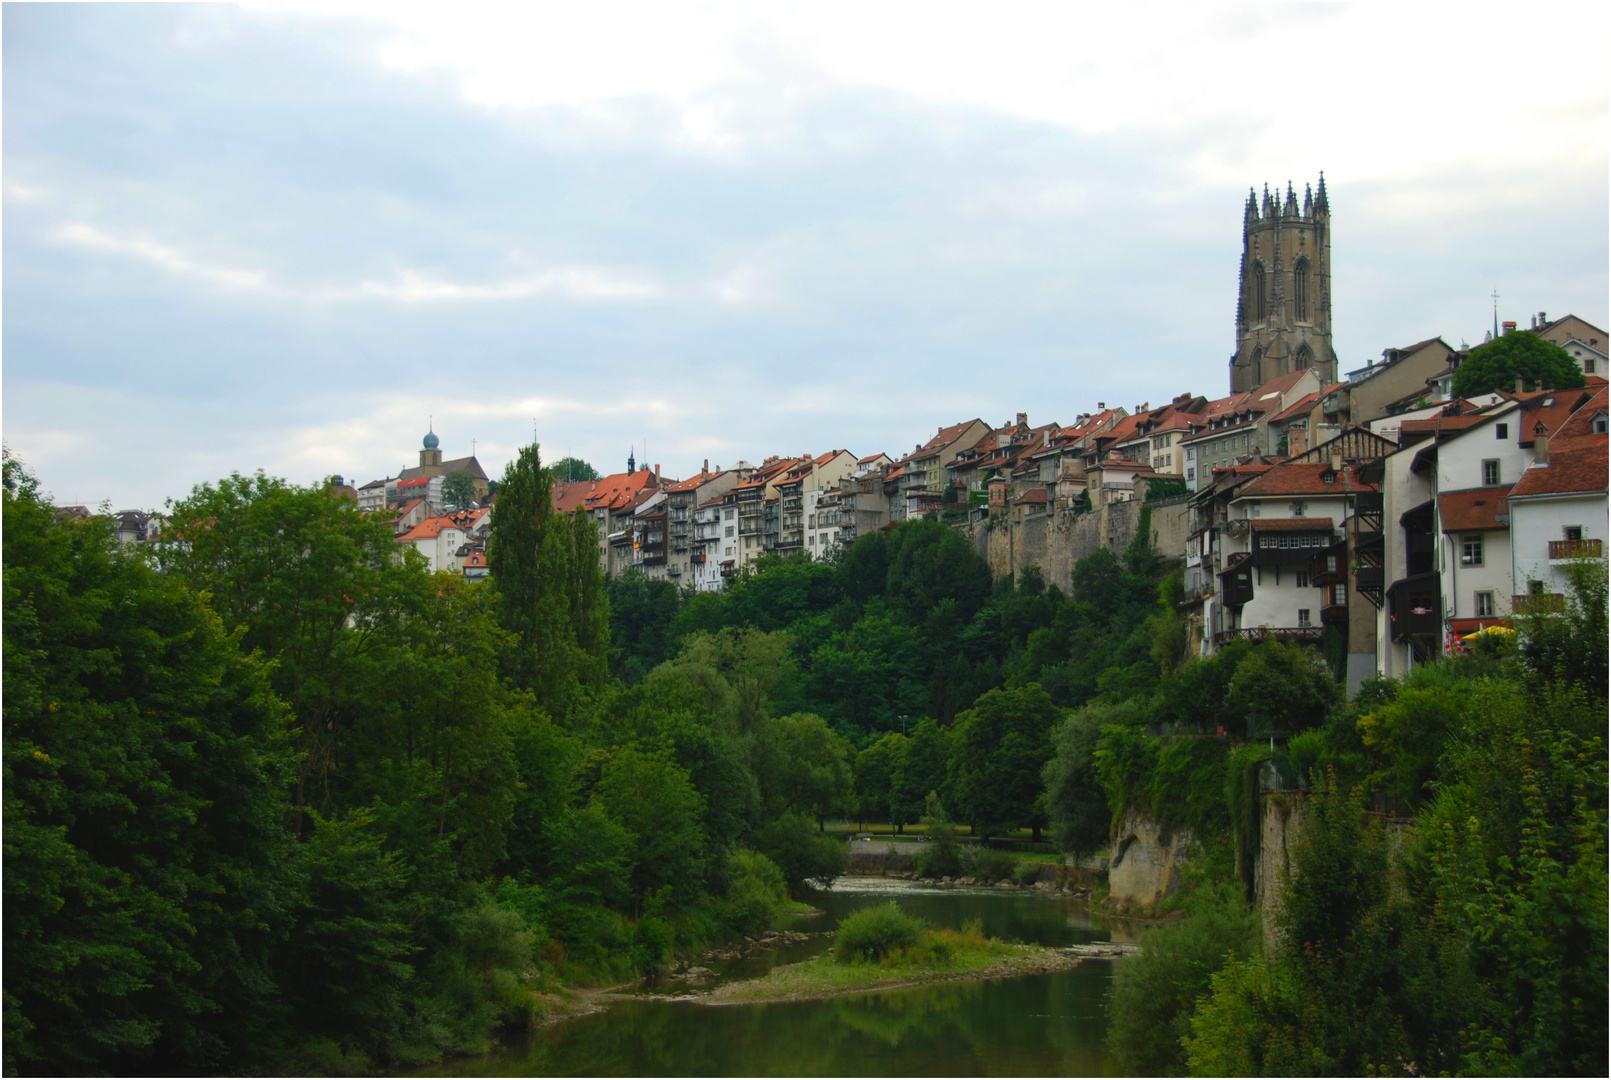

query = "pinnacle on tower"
[
  {"left": 1303, "top": 182, "right": 1313, "bottom": 217},
  {"left": 1316, "top": 171, "right": 1328, "bottom": 213},
  {"left": 1285, "top": 181, "right": 1297, "bottom": 216},
  {"left": 1263, "top": 183, "right": 1272, "bottom": 217}
]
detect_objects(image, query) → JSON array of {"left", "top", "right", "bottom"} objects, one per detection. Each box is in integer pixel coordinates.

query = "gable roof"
[
  {"left": 1509, "top": 435, "right": 1608, "bottom": 499},
  {"left": 1235, "top": 462, "right": 1376, "bottom": 498}
]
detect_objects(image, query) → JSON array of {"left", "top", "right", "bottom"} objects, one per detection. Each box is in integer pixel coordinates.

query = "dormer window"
[
  {"left": 1322, "top": 471, "right": 1335, "bottom": 484},
  {"left": 1596, "top": 414, "right": 1608, "bottom": 434}
]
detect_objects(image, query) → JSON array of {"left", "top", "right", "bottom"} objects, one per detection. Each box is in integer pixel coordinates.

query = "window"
[
  {"left": 1474, "top": 591, "right": 1495, "bottom": 617},
  {"left": 1565, "top": 525, "right": 1584, "bottom": 541},
  {"left": 1595, "top": 414, "right": 1608, "bottom": 435},
  {"left": 1322, "top": 471, "right": 1335, "bottom": 484},
  {"left": 1587, "top": 358, "right": 1597, "bottom": 375},
  {"left": 1293, "top": 259, "right": 1309, "bottom": 321},
  {"left": 745, "top": 536, "right": 752, "bottom": 549},
  {"left": 1528, "top": 579, "right": 1544, "bottom": 595},
  {"left": 1290, "top": 501, "right": 1307, "bottom": 517},
  {"left": 1253, "top": 263, "right": 1268, "bottom": 320},
  {"left": 1326, "top": 554, "right": 1339, "bottom": 573},
  {"left": 1296, "top": 569, "right": 1310, "bottom": 588},
  {"left": 1495, "top": 423, "right": 1508, "bottom": 439},
  {"left": 1298, "top": 609, "right": 1312, "bottom": 627},
  {"left": 725, "top": 508, "right": 735, "bottom": 520},
  {"left": 1482, "top": 459, "right": 1501, "bottom": 485},
  {"left": 1461, "top": 534, "right": 1484, "bottom": 566},
  {"left": 725, "top": 526, "right": 734, "bottom": 537},
  {"left": 1332, "top": 584, "right": 1348, "bottom": 606}
]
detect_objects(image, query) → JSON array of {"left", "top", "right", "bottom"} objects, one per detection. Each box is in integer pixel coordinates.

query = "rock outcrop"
[{"left": 1104, "top": 808, "right": 1197, "bottom": 912}]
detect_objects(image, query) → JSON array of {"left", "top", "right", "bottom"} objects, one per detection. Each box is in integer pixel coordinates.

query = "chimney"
[
  {"left": 654, "top": 463, "right": 660, "bottom": 479},
  {"left": 1330, "top": 453, "right": 1343, "bottom": 474},
  {"left": 1536, "top": 432, "right": 1550, "bottom": 464},
  {"left": 1539, "top": 311, "right": 1547, "bottom": 326},
  {"left": 702, "top": 459, "right": 709, "bottom": 479},
  {"left": 1016, "top": 412, "right": 1028, "bottom": 428},
  {"left": 1516, "top": 375, "right": 1526, "bottom": 394},
  {"left": 1503, "top": 320, "right": 1517, "bottom": 334}
]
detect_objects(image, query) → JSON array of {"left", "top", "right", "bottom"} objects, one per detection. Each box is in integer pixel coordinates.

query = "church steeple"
[
  {"left": 627, "top": 448, "right": 636, "bottom": 474},
  {"left": 1229, "top": 174, "right": 1335, "bottom": 393}
]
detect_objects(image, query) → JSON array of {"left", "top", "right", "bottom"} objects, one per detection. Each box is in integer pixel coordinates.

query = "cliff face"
[
  {"left": 1254, "top": 793, "right": 1309, "bottom": 943},
  {"left": 1105, "top": 807, "right": 1198, "bottom": 911}
]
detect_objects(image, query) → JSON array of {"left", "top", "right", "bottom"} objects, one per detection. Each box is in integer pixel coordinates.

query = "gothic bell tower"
[{"left": 1229, "top": 175, "right": 1336, "bottom": 393}]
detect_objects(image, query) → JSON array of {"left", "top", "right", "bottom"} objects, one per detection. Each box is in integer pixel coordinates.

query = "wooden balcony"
[
  {"left": 1549, "top": 538, "right": 1603, "bottom": 560},
  {"left": 1320, "top": 603, "right": 1349, "bottom": 626}
]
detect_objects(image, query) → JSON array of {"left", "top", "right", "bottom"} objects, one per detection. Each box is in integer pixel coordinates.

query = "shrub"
[
  {"left": 962, "top": 846, "right": 1017, "bottom": 883},
  {"left": 834, "top": 902, "right": 924, "bottom": 964},
  {"left": 754, "top": 811, "right": 847, "bottom": 895},
  {"left": 724, "top": 849, "right": 788, "bottom": 932},
  {"left": 1011, "top": 860, "right": 1045, "bottom": 887}
]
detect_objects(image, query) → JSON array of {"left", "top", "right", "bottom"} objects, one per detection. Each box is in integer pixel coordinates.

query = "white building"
[{"left": 1508, "top": 389, "right": 1608, "bottom": 604}]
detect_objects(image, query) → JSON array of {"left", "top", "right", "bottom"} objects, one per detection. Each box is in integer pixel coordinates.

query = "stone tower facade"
[{"left": 1229, "top": 175, "right": 1336, "bottom": 393}]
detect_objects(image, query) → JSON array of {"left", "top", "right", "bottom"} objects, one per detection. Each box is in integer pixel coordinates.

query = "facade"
[
  {"left": 1345, "top": 338, "right": 1460, "bottom": 424},
  {"left": 581, "top": 459, "right": 666, "bottom": 578},
  {"left": 1229, "top": 176, "right": 1338, "bottom": 392},
  {"left": 1508, "top": 392, "right": 1609, "bottom": 602},
  {"left": 811, "top": 454, "right": 894, "bottom": 557},
  {"left": 662, "top": 465, "right": 740, "bottom": 585},
  {"left": 892, "top": 419, "right": 991, "bottom": 520}
]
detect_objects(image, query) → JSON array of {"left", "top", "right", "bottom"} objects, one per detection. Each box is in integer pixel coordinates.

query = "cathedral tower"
[{"left": 1229, "top": 175, "right": 1336, "bottom": 393}]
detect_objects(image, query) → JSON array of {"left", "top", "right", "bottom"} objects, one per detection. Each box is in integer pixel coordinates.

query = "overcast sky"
[{"left": 5, "top": 2, "right": 1606, "bottom": 508}]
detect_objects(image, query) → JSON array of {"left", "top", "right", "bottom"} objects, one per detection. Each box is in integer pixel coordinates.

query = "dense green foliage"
[
  {"left": 1070, "top": 557, "right": 1609, "bottom": 1077},
  {"left": 833, "top": 902, "right": 924, "bottom": 963},
  {"left": 1450, "top": 329, "right": 1587, "bottom": 397},
  {"left": 5, "top": 438, "right": 1604, "bottom": 1076}
]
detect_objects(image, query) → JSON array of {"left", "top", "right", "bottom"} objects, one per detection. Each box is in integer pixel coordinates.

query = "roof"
[
  {"left": 1553, "top": 386, "right": 1610, "bottom": 439},
  {"left": 396, "top": 515, "right": 468, "bottom": 542},
  {"left": 552, "top": 480, "right": 595, "bottom": 513},
  {"left": 1235, "top": 462, "right": 1376, "bottom": 498},
  {"left": 858, "top": 453, "right": 888, "bottom": 464},
  {"left": 1266, "top": 392, "right": 1321, "bottom": 426},
  {"left": 1437, "top": 487, "right": 1512, "bottom": 532},
  {"left": 1397, "top": 414, "right": 1488, "bottom": 439},
  {"left": 462, "top": 551, "right": 488, "bottom": 568},
  {"left": 1510, "top": 388, "right": 1596, "bottom": 446},
  {"left": 1509, "top": 436, "right": 1609, "bottom": 499},
  {"left": 397, "top": 476, "right": 431, "bottom": 488},
  {"left": 1012, "top": 487, "right": 1049, "bottom": 505},
  {"left": 582, "top": 469, "right": 663, "bottom": 512},
  {"left": 665, "top": 470, "right": 726, "bottom": 493},
  {"left": 1250, "top": 517, "right": 1336, "bottom": 531},
  {"left": 904, "top": 419, "right": 985, "bottom": 462},
  {"left": 400, "top": 455, "right": 488, "bottom": 482}
]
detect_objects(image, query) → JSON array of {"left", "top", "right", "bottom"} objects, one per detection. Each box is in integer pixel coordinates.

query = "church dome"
[{"left": 423, "top": 428, "right": 439, "bottom": 450}]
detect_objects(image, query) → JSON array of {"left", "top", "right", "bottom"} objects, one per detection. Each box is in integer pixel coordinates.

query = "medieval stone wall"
[{"left": 967, "top": 496, "right": 1194, "bottom": 590}]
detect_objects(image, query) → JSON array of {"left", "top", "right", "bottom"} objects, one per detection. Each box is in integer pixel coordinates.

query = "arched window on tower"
[
  {"left": 1294, "top": 344, "right": 1313, "bottom": 371},
  {"left": 1293, "top": 258, "right": 1309, "bottom": 321},
  {"left": 1252, "top": 346, "right": 1265, "bottom": 383},
  {"left": 1253, "top": 263, "right": 1268, "bottom": 321}
]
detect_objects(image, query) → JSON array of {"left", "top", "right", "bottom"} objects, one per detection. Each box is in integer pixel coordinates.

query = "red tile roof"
[
  {"left": 1512, "top": 388, "right": 1596, "bottom": 445},
  {"left": 1266, "top": 392, "right": 1320, "bottom": 425},
  {"left": 665, "top": 470, "right": 725, "bottom": 493},
  {"left": 1397, "top": 414, "right": 1488, "bottom": 438},
  {"left": 1554, "top": 386, "right": 1609, "bottom": 438},
  {"left": 1437, "top": 486, "right": 1511, "bottom": 532},
  {"left": 582, "top": 470, "right": 663, "bottom": 512},
  {"left": 396, "top": 516, "right": 470, "bottom": 542},
  {"left": 1235, "top": 462, "right": 1376, "bottom": 497},
  {"left": 1509, "top": 436, "right": 1608, "bottom": 498}
]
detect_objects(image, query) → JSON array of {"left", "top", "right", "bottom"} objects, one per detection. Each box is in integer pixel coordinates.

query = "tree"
[
  {"left": 487, "top": 445, "right": 605, "bottom": 718},
  {"left": 854, "top": 734, "right": 908, "bottom": 829},
  {"left": 1042, "top": 704, "right": 1114, "bottom": 858},
  {"left": 755, "top": 713, "right": 855, "bottom": 829},
  {"left": 4, "top": 459, "right": 297, "bottom": 1073},
  {"left": 889, "top": 719, "right": 953, "bottom": 828},
  {"left": 949, "top": 684, "right": 1060, "bottom": 839},
  {"left": 441, "top": 470, "right": 479, "bottom": 507},
  {"left": 549, "top": 456, "right": 601, "bottom": 483},
  {"left": 1226, "top": 640, "right": 1337, "bottom": 733},
  {"left": 1451, "top": 330, "right": 1586, "bottom": 397}
]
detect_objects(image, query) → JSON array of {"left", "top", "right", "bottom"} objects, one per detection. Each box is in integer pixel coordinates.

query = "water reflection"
[{"left": 414, "top": 878, "right": 1120, "bottom": 1077}]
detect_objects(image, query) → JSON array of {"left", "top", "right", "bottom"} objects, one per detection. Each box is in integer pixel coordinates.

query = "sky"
[{"left": 4, "top": 2, "right": 1607, "bottom": 509}]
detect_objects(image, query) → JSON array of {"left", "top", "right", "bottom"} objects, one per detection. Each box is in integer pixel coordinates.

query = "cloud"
[{"left": 2, "top": 3, "right": 1606, "bottom": 511}]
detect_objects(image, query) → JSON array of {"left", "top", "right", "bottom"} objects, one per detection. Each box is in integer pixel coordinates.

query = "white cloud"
[
  {"left": 55, "top": 222, "right": 270, "bottom": 290},
  {"left": 51, "top": 221, "right": 658, "bottom": 304}
]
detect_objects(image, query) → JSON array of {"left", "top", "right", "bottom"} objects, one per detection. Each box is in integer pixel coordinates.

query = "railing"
[
  {"left": 1213, "top": 626, "right": 1325, "bottom": 646},
  {"left": 1549, "top": 538, "right": 1602, "bottom": 560}
]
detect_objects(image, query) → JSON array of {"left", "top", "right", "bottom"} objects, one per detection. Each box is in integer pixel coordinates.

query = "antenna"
[{"left": 1491, "top": 289, "right": 1500, "bottom": 339}]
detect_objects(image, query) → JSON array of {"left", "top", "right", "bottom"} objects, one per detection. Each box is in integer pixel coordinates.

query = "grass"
[{"left": 704, "top": 912, "right": 1079, "bottom": 1004}]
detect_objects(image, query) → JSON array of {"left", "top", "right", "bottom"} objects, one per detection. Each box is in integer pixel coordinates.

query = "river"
[{"left": 424, "top": 877, "right": 1131, "bottom": 1076}]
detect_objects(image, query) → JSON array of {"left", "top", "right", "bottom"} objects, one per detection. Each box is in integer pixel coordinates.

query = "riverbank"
[{"left": 695, "top": 941, "right": 1085, "bottom": 1005}]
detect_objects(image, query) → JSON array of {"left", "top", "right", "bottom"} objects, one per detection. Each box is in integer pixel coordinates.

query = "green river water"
[{"left": 424, "top": 878, "right": 1132, "bottom": 1076}]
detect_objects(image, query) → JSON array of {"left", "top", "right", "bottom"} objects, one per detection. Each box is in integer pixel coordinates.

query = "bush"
[
  {"left": 1107, "top": 882, "right": 1260, "bottom": 1075},
  {"left": 962, "top": 846, "right": 1017, "bottom": 883},
  {"left": 834, "top": 902, "right": 924, "bottom": 964},
  {"left": 724, "top": 849, "right": 788, "bottom": 932}
]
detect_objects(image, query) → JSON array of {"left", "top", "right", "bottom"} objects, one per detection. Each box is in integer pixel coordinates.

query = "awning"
[{"left": 1448, "top": 618, "right": 1513, "bottom": 637}]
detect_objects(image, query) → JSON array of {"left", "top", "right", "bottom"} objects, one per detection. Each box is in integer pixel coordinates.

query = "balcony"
[
  {"left": 1320, "top": 603, "right": 1349, "bottom": 626},
  {"left": 1513, "top": 592, "right": 1566, "bottom": 615},
  {"left": 1549, "top": 538, "right": 1602, "bottom": 560},
  {"left": 1387, "top": 572, "right": 1440, "bottom": 642}
]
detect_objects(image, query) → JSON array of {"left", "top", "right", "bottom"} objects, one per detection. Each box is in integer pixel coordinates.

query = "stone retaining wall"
[{"left": 967, "top": 497, "right": 1193, "bottom": 589}]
